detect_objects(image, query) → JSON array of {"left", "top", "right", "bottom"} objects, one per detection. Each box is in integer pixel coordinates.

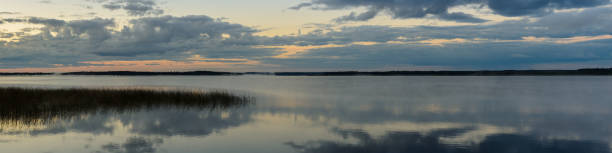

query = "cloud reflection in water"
[{"left": 286, "top": 127, "right": 611, "bottom": 153}]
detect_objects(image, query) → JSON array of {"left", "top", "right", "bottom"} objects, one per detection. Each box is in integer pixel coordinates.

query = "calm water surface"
[{"left": 1, "top": 75, "right": 612, "bottom": 153}]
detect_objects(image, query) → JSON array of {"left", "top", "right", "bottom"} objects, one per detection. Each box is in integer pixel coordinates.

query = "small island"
[
  {"left": 62, "top": 71, "right": 240, "bottom": 76},
  {"left": 0, "top": 72, "right": 54, "bottom": 76}
]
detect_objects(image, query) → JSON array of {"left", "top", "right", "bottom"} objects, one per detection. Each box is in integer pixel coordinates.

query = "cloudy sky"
[{"left": 1, "top": 0, "right": 612, "bottom": 72}]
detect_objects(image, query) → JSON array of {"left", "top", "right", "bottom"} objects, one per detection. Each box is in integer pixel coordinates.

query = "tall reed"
[{"left": 0, "top": 87, "right": 252, "bottom": 126}]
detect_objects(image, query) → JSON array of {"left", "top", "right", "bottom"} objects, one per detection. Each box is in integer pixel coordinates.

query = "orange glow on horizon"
[
  {"left": 255, "top": 44, "right": 346, "bottom": 58},
  {"left": 0, "top": 56, "right": 261, "bottom": 73}
]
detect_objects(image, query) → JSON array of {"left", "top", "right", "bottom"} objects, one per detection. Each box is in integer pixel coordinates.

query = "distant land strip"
[
  {"left": 62, "top": 71, "right": 240, "bottom": 76},
  {"left": 3, "top": 68, "right": 612, "bottom": 76},
  {"left": 0, "top": 72, "right": 54, "bottom": 76},
  {"left": 273, "top": 69, "right": 612, "bottom": 76}
]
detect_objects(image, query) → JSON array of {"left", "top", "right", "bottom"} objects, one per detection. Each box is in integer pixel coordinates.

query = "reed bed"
[{"left": 0, "top": 87, "right": 251, "bottom": 126}]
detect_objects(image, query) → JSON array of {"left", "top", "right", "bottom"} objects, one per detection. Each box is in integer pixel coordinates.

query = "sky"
[{"left": 1, "top": 0, "right": 612, "bottom": 72}]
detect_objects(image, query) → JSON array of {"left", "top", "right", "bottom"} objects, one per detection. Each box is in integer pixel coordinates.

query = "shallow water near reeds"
[{"left": 1, "top": 75, "right": 612, "bottom": 153}]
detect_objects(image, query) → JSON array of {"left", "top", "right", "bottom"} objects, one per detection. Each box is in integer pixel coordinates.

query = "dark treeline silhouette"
[
  {"left": 4, "top": 68, "right": 612, "bottom": 76},
  {"left": 62, "top": 71, "right": 240, "bottom": 76},
  {"left": 55, "top": 68, "right": 612, "bottom": 76},
  {"left": 274, "top": 68, "right": 612, "bottom": 76},
  {"left": 0, "top": 72, "right": 53, "bottom": 76},
  {"left": 0, "top": 87, "right": 251, "bottom": 125}
]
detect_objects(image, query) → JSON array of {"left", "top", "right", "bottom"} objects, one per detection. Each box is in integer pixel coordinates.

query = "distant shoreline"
[
  {"left": 2, "top": 68, "right": 612, "bottom": 76},
  {"left": 0, "top": 72, "right": 54, "bottom": 76}
]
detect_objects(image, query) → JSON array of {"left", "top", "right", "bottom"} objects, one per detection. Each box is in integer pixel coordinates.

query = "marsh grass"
[{"left": 0, "top": 87, "right": 251, "bottom": 126}]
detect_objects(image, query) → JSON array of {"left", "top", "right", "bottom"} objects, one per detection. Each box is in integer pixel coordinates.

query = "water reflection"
[
  {"left": 0, "top": 90, "right": 253, "bottom": 153},
  {"left": 121, "top": 108, "right": 252, "bottom": 136},
  {"left": 1, "top": 76, "right": 612, "bottom": 153},
  {"left": 0, "top": 88, "right": 250, "bottom": 132},
  {"left": 260, "top": 96, "right": 612, "bottom": 142},
  {"left": 98, "top": 137, "right": 164, "bottom": 153},
  {"left": 286, "top": 127, "right": 611, "bottom": 153},
  {"left": 1, "top": 108, "right": 253, "bottom": 137}
]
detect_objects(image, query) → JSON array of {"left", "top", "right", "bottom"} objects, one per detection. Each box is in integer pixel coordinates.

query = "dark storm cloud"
[
  {"left": 68, "top": 18, "right": 115, "bottom": 42},
  {"left": 93, "top": 15, "right": 263, "bottom": 56},
  {"left": 488, "top": 0, "right": 611, "bottom": 16},
  {"left": 264, "top": 39, "right": 612, "bottom": 70},
  {"left": 1, "top": 17, "right": 68, "bottom": 28},
  {"left": 260, "top": 6, "right": 612, "bottom": 69},
  {"left": 333, "top": 8, "right": 380, "bottom": 22},
  {"left": 0, "top": 12, "right": 20, "bottom": 15},
  {"left": 1, "top": 18, "right": 26, "bottom": 23},
  {"left": 0, "top": 18, "right": 114, "bottom": 68},
  {"left": 2, "top": 6, "right": 612, "bottom": 70},
  {"left": 123, "top": 16, "right": 255, "bottom": 44},
  {"left": 272, "top": 6, "right": 612, "bottom": 47},
  {"left": 95, "top": 0, "right": 164, "bottom": 16},
  {"left": 438, "top": 12, "right": 488, "bottom": 23},
  {"left": 292, "top": 0, "right": 487, "bottom": 23},
  {"left": 39, "top": 0, "right": 52, "bottom": 4},
  {"left": 0, "top": 15, "right": 275, "bottom": 68},
  {"left": 103, "top": 3, "right": 122, "bottom": 10},
  {"left": 28, "top": 17, "right": 67, "bottom": 27},
  {"left": 291, "top": 0, "right": 610, "bottom": 22}
]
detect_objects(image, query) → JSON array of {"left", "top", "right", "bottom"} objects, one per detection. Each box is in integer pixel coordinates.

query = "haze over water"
[{"left": 1, "top": 75, "right": 611, "bottom": 153}]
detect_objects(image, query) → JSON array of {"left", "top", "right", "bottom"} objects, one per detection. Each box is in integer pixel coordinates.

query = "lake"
[{"left": 1, "top": 75, "right": 612, "bottom": 153}]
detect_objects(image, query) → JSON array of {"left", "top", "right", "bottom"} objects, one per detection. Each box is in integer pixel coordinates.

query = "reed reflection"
[
  {"left": 99, "top": 137, "right": 164, "bottom": 153},
  {"left": 0, "top": 87, "right": 252, "bottom": 132}
]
